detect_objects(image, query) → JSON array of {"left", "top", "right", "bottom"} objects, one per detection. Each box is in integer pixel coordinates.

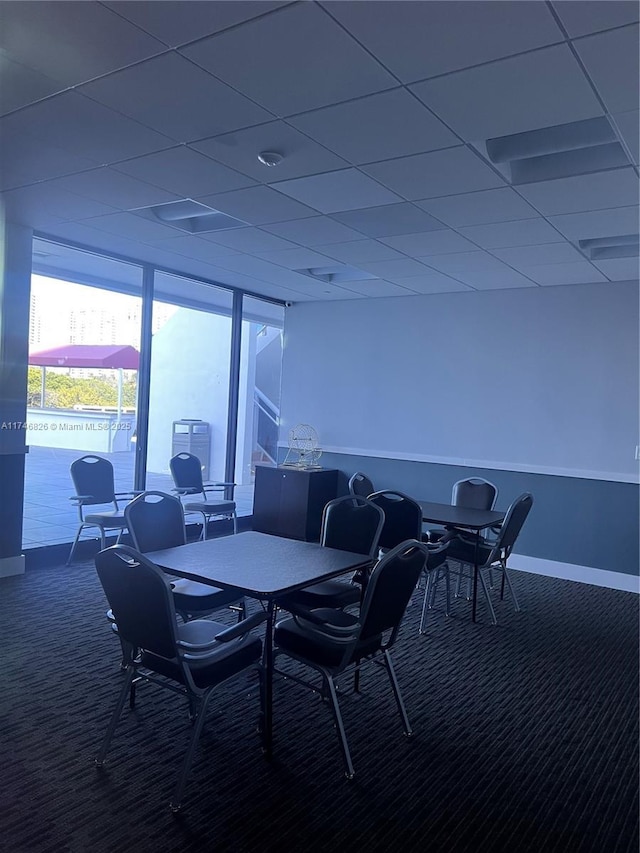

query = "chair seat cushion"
[
  {"left": 170, "top": 577, "right": 243, "bottom": 612},
  {"left": 84, "top": 510, "right": 127, "bottom": 527},
  {"left": 446, "top": 539, "right": 493, "bottom": 566},
  {"left": 280, "top": 580, "right": 360, "bottom": 610},
  {"left": 142, "top": 619, "right": 261, "bottom": 688},
  {"left": 184, "top": 500, "right": 236, "bottom": 514},
  {"left": 275, "top": 608, "right": 380, "bottom": 670}
]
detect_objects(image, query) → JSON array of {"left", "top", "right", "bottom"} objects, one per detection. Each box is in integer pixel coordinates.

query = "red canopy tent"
[{"left": 28, "top": 344, "right": 140, "bottom": 418}]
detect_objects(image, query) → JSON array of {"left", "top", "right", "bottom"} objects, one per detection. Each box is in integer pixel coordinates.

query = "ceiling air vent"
[
  {"left": 136, "top": 200, "right": 245, "bottom": 233},
  {"left": 482, "top": 117, "right": 630, "bottom": 184},
  {"left": 579, "top": 234, "right": 639, "bottom": 261},
  {"left": 293, "top": 265, "right": 378, "bottom": 283}
]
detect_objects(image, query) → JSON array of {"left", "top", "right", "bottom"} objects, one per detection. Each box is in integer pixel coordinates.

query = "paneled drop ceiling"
[{"left": 1, "top": 0, "right": 638, "bottom": 302}]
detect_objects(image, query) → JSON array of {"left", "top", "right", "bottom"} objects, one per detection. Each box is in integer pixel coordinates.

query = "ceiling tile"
[
  {"left": 381, "top": 229, "right": 479, "bottom": 257},
  {"left": 197, "top": 186, "right": 316, "bottom": 225},
  {"left": 80, "top": 53, "right": 273, "bottom": 144},
  {"left": 425, "top": 251, "right": 523, "bottom": 274},
  {"left": 389, "top": 273, "right": 472, "bottom": 295},
  {"left": 251, "top": 248, "right": 338, "bottom": 268},
  {"left": 113, "top": 148, "right": 256, "bottom": 197},
  {"left": 338, "top": 280, "right": 416, "bottom": 298},
  {"left": 142, "top": 235, "right": 241, "bottom": 263},
  {"left": 191, "top": 121, "right": 348, "bottom": 182},
  {"left": 552, "top": 1, "right": 639, "bottom": 37},
  {"left": 491, "top": 243, "right": 585, "bottom": 267},
  {"left": 330, "top": 203, "right": 445, "bottom": 238},
  {"left": 574, "top": 24, "right": 640, "bottom": 113},
  {"left": 592, "top": 257, "right": 640, "bottom": 281},
  {"left": 355, "top": 258, "right": 432, "bottom": 278},
  {"left": 416, "top": 187, "right": 538, "bottom": 227},
  {"left": 2, "top": 184, "right": 117, "bottom": 226},
  {"left": 323, "top": 1, "right": 563, "bottom": 82},
  {"left": 548, "top": 206, "right": 639, "bottom": 240},
  {"left": 181, "top": 3, "right": 396, "bottom": 116},
  {"left": 199, "top": 228, "right": 298, "bottom": 253},
  {"left": 520, "top": 261, "right": 607, "bottom": 285},
  {"left": 103, "top": 1, "right": 287, "bottom": 47},
  {"left": 82, "top": 212, "right": 183, "bottom": 242},
  {"left": 0, "top": 54, "right": 62, "bottom": 116},
  {"left": 444, "top": 269, "right": 538, "bottom": 290},
  {"left": 517, "top": 168, "right": 639, "bottom": 216},
  {"left": 314, "top": 240, "right": 405, "bottom": 264},
  {"left": 1, "top": 92, "right": 173, "bottom": 166},
  {"left": 263, "top": 217, "right": 364, "bottom": 246},
  {"left": 1, "top": 1, "right": 165, "bottom": 86},
  {"left": 459, "top": 218, "right": 565, "bottom": 249},
  {"left": 363, "top": 147, "right": 504, "bottom": 200},
  {"left": 612, "top": 111, "right": 640, "bottom": 165},
  {"left": 46, "top": 168, "right": 181, "bottom": 210},
  {"left": 271, "top": 169, "right": 400, "bottom": 214},
  {"left": 0, "top": 132, "right": 98, "bottom": 192},
  {"left": 288, "top": 88, "right": 459, "bottom": 164},
  {"left": 412, "top": 45, "right": 603, "bottom": 141}
]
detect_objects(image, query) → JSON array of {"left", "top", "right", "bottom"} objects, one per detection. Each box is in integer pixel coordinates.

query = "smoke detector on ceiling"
[{"left": 257, "top": 151, "right": 283, "bottom": 167}]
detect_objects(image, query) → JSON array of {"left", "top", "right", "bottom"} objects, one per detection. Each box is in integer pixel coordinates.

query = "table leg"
[
  {"left": 471, "top": 531, "right": 479, "bottom": 623},
  {"left": 262, "top": 600, "right": 275, "bottom": 758}
]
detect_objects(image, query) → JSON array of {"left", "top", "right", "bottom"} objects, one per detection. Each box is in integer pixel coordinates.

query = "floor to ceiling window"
[
  {"left": 23, "top": 240, "right": 142, "bottom": 548},
  {"left": 235, "top": 295, "right": 285, "bottom": 506},
  {"left": 22, "top": 238, "right": 285, "bottom": 551}
]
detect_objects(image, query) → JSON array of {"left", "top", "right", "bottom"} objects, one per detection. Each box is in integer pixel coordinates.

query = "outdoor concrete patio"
[{"left": 22, "top": 445, "right": 256, "bottom": 549}]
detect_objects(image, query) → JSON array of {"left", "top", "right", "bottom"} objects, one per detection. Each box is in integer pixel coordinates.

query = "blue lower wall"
[{"left": 309, "top": 452, "right": 639, "bottom": 577}]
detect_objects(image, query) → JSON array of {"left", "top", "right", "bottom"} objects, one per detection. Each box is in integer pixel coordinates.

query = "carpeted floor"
[{"left": 1, "top": 560, "right": 637, "bottom": 853}]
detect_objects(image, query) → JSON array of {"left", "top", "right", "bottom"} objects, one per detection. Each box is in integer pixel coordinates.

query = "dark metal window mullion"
[
  {"left": 224, "top": 290, "right": 243, "bottom": 497},
  {"left": 133, "top": 264, "right": 154, "bottom": 491}
]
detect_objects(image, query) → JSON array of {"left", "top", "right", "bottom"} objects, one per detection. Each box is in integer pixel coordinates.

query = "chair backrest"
[
  {"left": 358, "top": 540, "right": 426, "bottom": 645},
  {"left": 348, "top": 472, "right": 374, "bottom": 498},
  {"left": 368, "top": 491, "right": 422, "bottom": 551},
  {"left": 452, "top": 478, "right": 498, "bottom": 511},
  {"left": 320, "top": 495, "right": 384, "bottom": 559},
  {"left": 169, "top": 452, "right": 205, "bottom": 495},
  {"left": 95, "top": 545, "right": 178, "bottom": 659},
  {"left": 70, "top": 455, "right": 116, "bottom": 505},
  {"left": 492, "top": 492, "right": 534, "bottom": 557},
  {"left": 124, "top": 491, "right": 186, "bottom": 553}
]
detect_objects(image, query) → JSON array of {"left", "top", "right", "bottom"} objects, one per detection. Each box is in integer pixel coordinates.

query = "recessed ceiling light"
[{"left": 257, "top": 151, "right": 283, "bottom": 167}]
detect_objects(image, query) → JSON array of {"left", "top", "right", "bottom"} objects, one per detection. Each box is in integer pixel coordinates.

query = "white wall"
[{"left": 280, "top": 281, "right": 639, "bottom": 482}]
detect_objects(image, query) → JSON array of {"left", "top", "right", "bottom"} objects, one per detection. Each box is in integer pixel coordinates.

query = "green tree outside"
[{"left": 27, "top": 367, "right": 137, "bottom": 409}]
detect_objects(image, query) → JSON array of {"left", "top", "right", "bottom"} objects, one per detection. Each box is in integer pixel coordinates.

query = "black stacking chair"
[
  {"left": 169, "top": 452, "right": 237, "bottom": 538},
  {"left": 426, "top": 477, "right": 499, "bottom": 544},
  {"left": 94, "top": 545, "right": 265, "bottom": 812},
  {"left": 274, "top": 540, "right": 429, "bottom": 780},
  {"left": 278, "top": 495, "right": 384, "bottom": 612},
  {"left": 426, "top": 492, "right": 534, "bottom": 627},
  {"left": 348, "top": 471, "right": 375, "bottom": 497},
  {"left": 369, "top": 490, "right": 451, "bottom": 630},
  {"left": 67, "top": 454, "right": 140, "bottom": 565},
  {"left": 125, "top": 491, "right": 245, "bottom": 623}
]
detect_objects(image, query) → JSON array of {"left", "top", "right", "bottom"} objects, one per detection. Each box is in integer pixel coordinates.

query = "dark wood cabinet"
[{"left": 252, "top": 465, "right": 339, "bottom": 541}]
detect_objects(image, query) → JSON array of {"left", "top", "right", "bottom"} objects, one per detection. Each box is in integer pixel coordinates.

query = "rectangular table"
[
  {"left": 418, "top": 501, "right": 505, "bottom": 623},
  {"left": 151, "top": 531, "right": 371, "bottom": 755}
]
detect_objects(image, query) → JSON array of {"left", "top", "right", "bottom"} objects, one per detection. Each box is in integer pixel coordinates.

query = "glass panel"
[
  {"left": 146, "top": 273, "right": 238, "bottom": 508},
  {"left": 23, "top": 240, "right": 142, "bottom": 549},
  {"left": 236, "top": 296, "right": 285, "bottom": 514}
]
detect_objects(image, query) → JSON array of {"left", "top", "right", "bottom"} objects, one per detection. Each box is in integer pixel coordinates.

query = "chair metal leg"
[
  {"left": 501, "top": 567, "right": 521, "bottom": 612},
  {"left": 419, "top": 573, "right": 432, "bottom": 634},
  {"left": 326, "top": 675, "right": 355, "bottom": 780},
  {"left": 67, "top": 524, "right": 86, "bottom": 565},
  {"left": 444, "top": 564, "right": 451, "bottom": 616},
  {"left": 95, "top": 666, "right": 135, "bottom": 765},
  {"left": 232, "top": 511, "right": 237, "bottom": 534},
  {"left": 383, "top": 650, "right": 412, "bottom": 737},
  {"left": 199, "top": 512, "right": 208, "bottom": 541},
  {"left": 99, "top": 527, "right": 107, "bottom": 550},
  {"left": 170, "top": 691, "right": 211, "bottom": 812},
  {"left": 478, "top": 569, "right": 497, "bottom": 626}
]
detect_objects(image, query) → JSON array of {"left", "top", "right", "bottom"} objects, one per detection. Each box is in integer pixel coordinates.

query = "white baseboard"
[
  {"left": 511, "top": 553, "right": 639, "bottom": 593},
  {"left": 0, "top": 554, "right": 25, "bottom": 577}
]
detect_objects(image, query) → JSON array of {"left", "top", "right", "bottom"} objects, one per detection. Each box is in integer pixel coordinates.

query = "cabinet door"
[
  {"left": 277, "top": 469, "right": 311, "bottom": 540},
  {"left": 252, "top": 466, "right": 283, "bottom": 535}
]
